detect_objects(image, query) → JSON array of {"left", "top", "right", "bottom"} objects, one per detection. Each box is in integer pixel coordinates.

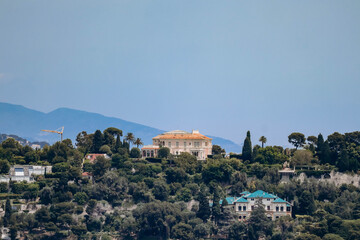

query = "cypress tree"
[
  {"left": 114, "top": 135, "right": 122, "bottom": 152},
  {"left": 92, "top": 130, "right": 103, "bottom": 153},
  {"left": 242, "top": 131, "right": 252, "bottom": 161},
  {"left": 317, "top": 134, "right": 324, "bottom": 154},
  {"left": 338, "top": 149, "right": 350, "bottom": 172},
  {"left": 212, "top": 188, "right": 221, "bottom": 224},
  {"left": 197, "top": 186, "right": 211, "bottom": 222},
  {"left": 4, "top": 198, "right": 12, "bottom": 227},
  {"left": 322, "top": 141, "right": 331, "bottom": 164}
]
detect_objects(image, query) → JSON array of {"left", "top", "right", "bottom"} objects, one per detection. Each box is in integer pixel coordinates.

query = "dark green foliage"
[
  {"left": 71, "top": 224, "right": 87, "bottom": 237},
  {"left": 212, "top": 187, "right": 221, "bottom": 224},
  {"left": 212, "top": 145, "right": 225, "bottom": 155},
  {"left": 0, "top": 159, "right": 10, "bottom": 174},
  {"left": 175, "top": 188, "right": 192, "bottom": 202},
  {"left": 86, "top": 217, "right": 102, "bottom": 232},
  {"left": 130, "top": 147, "right": 141, "bottom": 158},
  {"left": 248, "top": 198, "right": 273, "bottom": 240},
  {"left": 133, "top": 201, "right": 182, "bottom": 239},
  {"left": 253, "top": 146, "right": 288, "bottom": 164},
  {"left": 0, "top": 182, "right": 8, "bottom": 193},
  {"left": 3, "top": 128, "right": 360, "bottom": 239},
  {"left": 288, "top": 132, "right": 306, "bottom": 149},
  {"left": 92, "top": 156, "right": 111, "bottom": 179},
  {"left": 152, "top": 181, "right": 169, "bottom": 201},
  {"left": 74, "top": 192, "right": 89, "bottom": 205},
  {"left": 158, "top": 147, "right": 170, "bottom": 158},
  {"left": 229, "top": 222, "right": 247, "bottom": 240},
  {"left": 202, "top": 159, "right": 234, "bottom": 183},
  {"left": 171, "top": 223, "right": 194, "bottom": 240},
  {"left": 242, "top": 131, "right": 252, "bottom": 161},
  {"left": 295, "top": 233, "right": 321, "bottom": 240},
  {"left": 298, "top": 190, "right": 316, "bottom": 215},
  {"left": 320, "top": 141, "right": 331, "bottom": 164},
  {"left": 165, "top": 167, "right": 188, "bottom": 183},
  {"left": 4, "top": 198, "right": 12, "bottom": 227},
  {"left": 197, "top": 185, "right": 211, "bottom": 222},
  {"left": 92, "top": 130, "right": 103, "bottom": 153}
]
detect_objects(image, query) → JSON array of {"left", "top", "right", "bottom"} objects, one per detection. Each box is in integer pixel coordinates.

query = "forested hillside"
[{"left": 0, "top": 128, "right": 359, "bottom": 239}]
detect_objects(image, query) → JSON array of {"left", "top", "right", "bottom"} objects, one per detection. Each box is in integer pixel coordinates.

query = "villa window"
[
  {"left": 280, "top": 206, "right": 284, "bottom": 211},
  {"left": 176, "top": 151, "right": 178, "bottom": 155},
  {"left": 239, "top": 216, "right": 242, "bottom": 220},
  {"left": 251, "top": 206, "right": 254, "bottom": 210},
  {"left": 267, "top": 206, "right": 270, "bottom": 211},
  {"left": 267, "top": 199, "right": 270, "bottom": 201},
  {"left": 205, "top": 142, "right": 208, "bottom": 146},
  {"left": 238, "top": 206, "right": 242, "bottom": 211},
  {"left": 243, "top": 216, "right": 246, "bottom": 219},
  {"left": 287, "top": 207, "right": 291, "bottom": 212},
  {"left": 168, "top": 142, "right": 171, "bottom": 147},
  {"left": 251, "top": 198, "right": 254, "bottom": 201},
  {"left": 276, "top": 207, "right": 279, "bottom": 212},
  {"left": 243, "top": 206, "right": 246, "bottom": 211}
]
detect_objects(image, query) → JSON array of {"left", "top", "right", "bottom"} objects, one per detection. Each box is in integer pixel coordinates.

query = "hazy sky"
[{"left": 1, "top": 1, "right": 359, "bottom": 147}]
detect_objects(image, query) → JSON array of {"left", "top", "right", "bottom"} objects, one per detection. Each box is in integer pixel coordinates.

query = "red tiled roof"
[{"left": 153, "top": 133, "right": 211, "bottom": 140}]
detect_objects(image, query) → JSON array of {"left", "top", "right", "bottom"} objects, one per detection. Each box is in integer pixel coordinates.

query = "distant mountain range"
[{"left": 0, "top": 102, "right": 242, "bottom": 152}]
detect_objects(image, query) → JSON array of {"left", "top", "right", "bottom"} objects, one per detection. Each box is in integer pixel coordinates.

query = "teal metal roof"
[
  {"left": 273, "top": 198, "right": 288, "bottom": 203},
  {"left": 235, "top": 197, "right": 249, "bottom": 203},
  {"left": 286, "top": 204, "right": 291, "bottom": 207},
  {"left": 220, "top": 197, "right": 237, "bottom": 205},
  {"left": 245, "top": 190, "right": 277, "bottom": 199}
]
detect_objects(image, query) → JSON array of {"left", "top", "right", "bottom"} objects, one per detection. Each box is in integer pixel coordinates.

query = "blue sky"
[{"left": 0, "top": 1, "right": 359, "bottom": 147}]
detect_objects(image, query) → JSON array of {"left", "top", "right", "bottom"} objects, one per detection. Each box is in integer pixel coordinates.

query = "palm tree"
[
  {"left": 259, "top": 136, "right": 267, "bottom": 148},
  {"left": 125, "top": 132, "right": 135, "bottom": 150},
  {"left": 133, "top": 138, "right": 143, "bottom": 148}
]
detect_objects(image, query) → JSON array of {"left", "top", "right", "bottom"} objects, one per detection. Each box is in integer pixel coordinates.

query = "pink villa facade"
[{"left": 142, "top": 130, "right": 212, "bottom": 160}]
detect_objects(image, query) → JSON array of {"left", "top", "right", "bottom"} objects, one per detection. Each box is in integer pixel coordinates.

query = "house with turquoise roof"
[{"left": 217, "top": 190, "right": 292, "bottom": 221}]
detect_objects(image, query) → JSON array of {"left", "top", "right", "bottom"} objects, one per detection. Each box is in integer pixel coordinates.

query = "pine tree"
[
  {"left": 242, "top": 131, "right": 252, "bottom": 161},
  {"left": 197, "top": 186, "right": 211, "bottom": 222}
]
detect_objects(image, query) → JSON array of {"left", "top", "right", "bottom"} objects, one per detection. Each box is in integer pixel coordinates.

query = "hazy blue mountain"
[{"left": 0, "top": 102, "right": 242, "bottom": 152}]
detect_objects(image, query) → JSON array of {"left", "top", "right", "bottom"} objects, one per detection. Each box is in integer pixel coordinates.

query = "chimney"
[{"left": 192, "top": 130, "right": 199, "bottom": 134}]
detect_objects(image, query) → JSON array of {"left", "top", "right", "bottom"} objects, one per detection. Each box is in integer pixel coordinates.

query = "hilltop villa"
[
  {"left": 141, "top": 130, "right": 212, "bottom": 160},
  {"left": 217, "top": 190, "right": 292, "bottom": 221}
]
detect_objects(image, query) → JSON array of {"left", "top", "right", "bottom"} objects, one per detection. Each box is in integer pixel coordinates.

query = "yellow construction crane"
[{"left": 41, "top": 126, "right": 64, "bottom": 142}]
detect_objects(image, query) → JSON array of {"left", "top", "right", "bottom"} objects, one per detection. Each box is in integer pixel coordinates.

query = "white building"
[
  {"left": 143, "top": 130, "right": 212, "bottom": 160},
  {"left": 217, "top": 190, "right": 292, "bottom": 221},
  {"left": 0, "top": 165, "right": 52, "bottom": 182}
]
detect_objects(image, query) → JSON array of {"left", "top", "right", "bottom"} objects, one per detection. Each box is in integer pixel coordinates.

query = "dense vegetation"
[{"left": 0, "top": 128, "right": 359, "bottom": 239}]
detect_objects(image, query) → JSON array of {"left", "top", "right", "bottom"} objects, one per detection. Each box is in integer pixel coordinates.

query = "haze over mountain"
[{"left": 0, "top": 102, "right": 242, "bottom": 152}]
